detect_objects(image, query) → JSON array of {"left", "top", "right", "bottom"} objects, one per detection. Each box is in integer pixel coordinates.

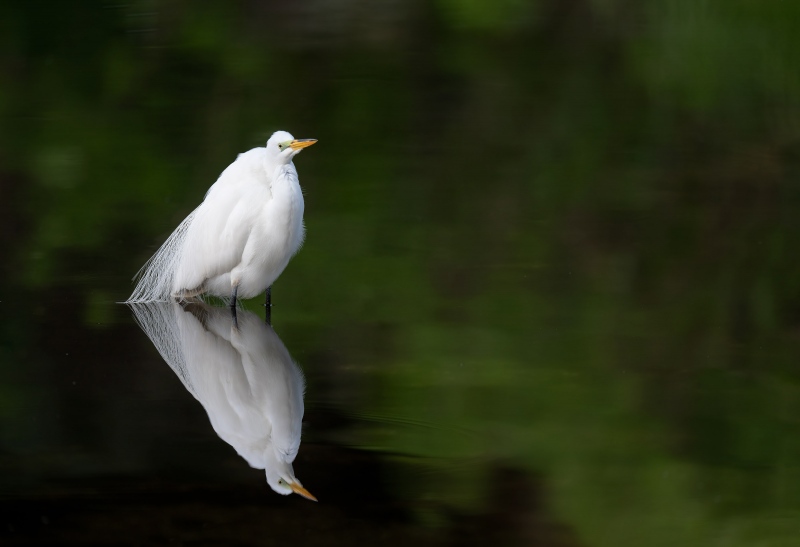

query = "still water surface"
[{"left": 3, "top": 1, "right": 800, "bottom": 546}]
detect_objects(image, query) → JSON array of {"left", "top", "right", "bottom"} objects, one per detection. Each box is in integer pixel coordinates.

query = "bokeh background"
[{"left": 3, "top": 1, "right": 800, "bottom": 545}]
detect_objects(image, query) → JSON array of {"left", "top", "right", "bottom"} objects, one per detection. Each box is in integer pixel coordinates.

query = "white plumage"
[
  {"left": 127, "top": 131, "right": 316, "bottom": 304},
  {"left": 129, "top": 301, "right": 316, "bottom": 501}
]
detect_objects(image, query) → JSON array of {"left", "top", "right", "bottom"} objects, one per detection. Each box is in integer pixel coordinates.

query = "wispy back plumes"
[
  {"left": 128, "top": 302, "right": 197, "bottom": 397},
  {"left": 126, "top": 209, "right": 198, "bottom": 303}
]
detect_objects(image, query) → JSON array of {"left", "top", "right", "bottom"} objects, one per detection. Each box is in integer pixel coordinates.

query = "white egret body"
[
  {"left": 129, "top": 302, "right": 316, "bottom": 500},
  {"left": 127, "top": 131, "right": 316, "bottom": 304}
]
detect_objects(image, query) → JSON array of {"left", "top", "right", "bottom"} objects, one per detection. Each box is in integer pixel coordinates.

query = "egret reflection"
[{"left": 129, "top": 302, "right": 315, "bottom": 501}]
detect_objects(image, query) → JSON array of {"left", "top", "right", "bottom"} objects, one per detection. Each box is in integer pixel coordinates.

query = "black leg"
[
  {"left": 265, "top": 285, "right": 272, "bottom": 326},
  {"left": 230, "top": 302, "right": 239, "bottom": 329},
  {"left": 230, "top": 285, "right": 239, "bottom": 329},
  {"left": 230, "top": 285, "right": 238, "bottom": 309}
]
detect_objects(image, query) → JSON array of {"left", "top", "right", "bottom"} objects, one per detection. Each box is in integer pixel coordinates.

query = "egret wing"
[{"left": 173, "top": 150, "right": 272, "bottom": 296}]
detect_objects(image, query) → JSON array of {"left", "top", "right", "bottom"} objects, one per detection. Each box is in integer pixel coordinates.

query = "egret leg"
[
  {"left": 230, "top": 285, "right": 238, "bottom": 309},
  {"left": 265, "top": 286, "right": 272, "bottom": 326},
  {"left": 229, "top": 285, "right": 239, "bottom": 329}
]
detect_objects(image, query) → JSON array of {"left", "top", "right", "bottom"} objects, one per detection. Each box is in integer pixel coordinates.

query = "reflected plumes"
[{"left": 129, "top": 303, "right": 315, "bottom": 501}]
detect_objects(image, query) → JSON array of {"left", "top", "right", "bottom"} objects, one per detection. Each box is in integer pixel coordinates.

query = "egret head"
[
  {"left": 267, "top": 130, "right": 317, "bottom": 165},
  {"left": 264, "top": 449, "right": 317, "bottom": 501},
  {"left": 265, "top": 463, "right": 317, "bottom": 501}
]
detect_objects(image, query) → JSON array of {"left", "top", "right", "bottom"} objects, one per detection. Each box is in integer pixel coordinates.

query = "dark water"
[{"left": 3, "top": 1, "right": 800, "bottom": 545}]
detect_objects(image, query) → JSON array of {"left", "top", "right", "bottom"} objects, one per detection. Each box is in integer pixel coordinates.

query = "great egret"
[
  {"left": 130, "top": 302, "right": 316, "bottom": 501},
  {"left": 127, "top": 131, "right": 316, "bottom": 307}
]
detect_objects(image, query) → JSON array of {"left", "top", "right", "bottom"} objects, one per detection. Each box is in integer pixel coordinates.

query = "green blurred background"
[{"left": 2, "top": 0, "right": 800, "bottom": 545}]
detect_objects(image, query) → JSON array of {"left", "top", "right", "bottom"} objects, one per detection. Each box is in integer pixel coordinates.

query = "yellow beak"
[
  {"left": 290, "top": 482, "right": 318, "bottom": 502},
  {"left": 289, "top": 139, "right": 317, "bottom": 151}
]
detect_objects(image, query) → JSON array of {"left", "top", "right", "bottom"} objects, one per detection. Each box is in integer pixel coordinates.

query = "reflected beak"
[
  {"left": 290, "top": 482, "right": 318, "bottom": 502},
  {"left": 289, "top": 139, "right": 317, "bottom": 151}
]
